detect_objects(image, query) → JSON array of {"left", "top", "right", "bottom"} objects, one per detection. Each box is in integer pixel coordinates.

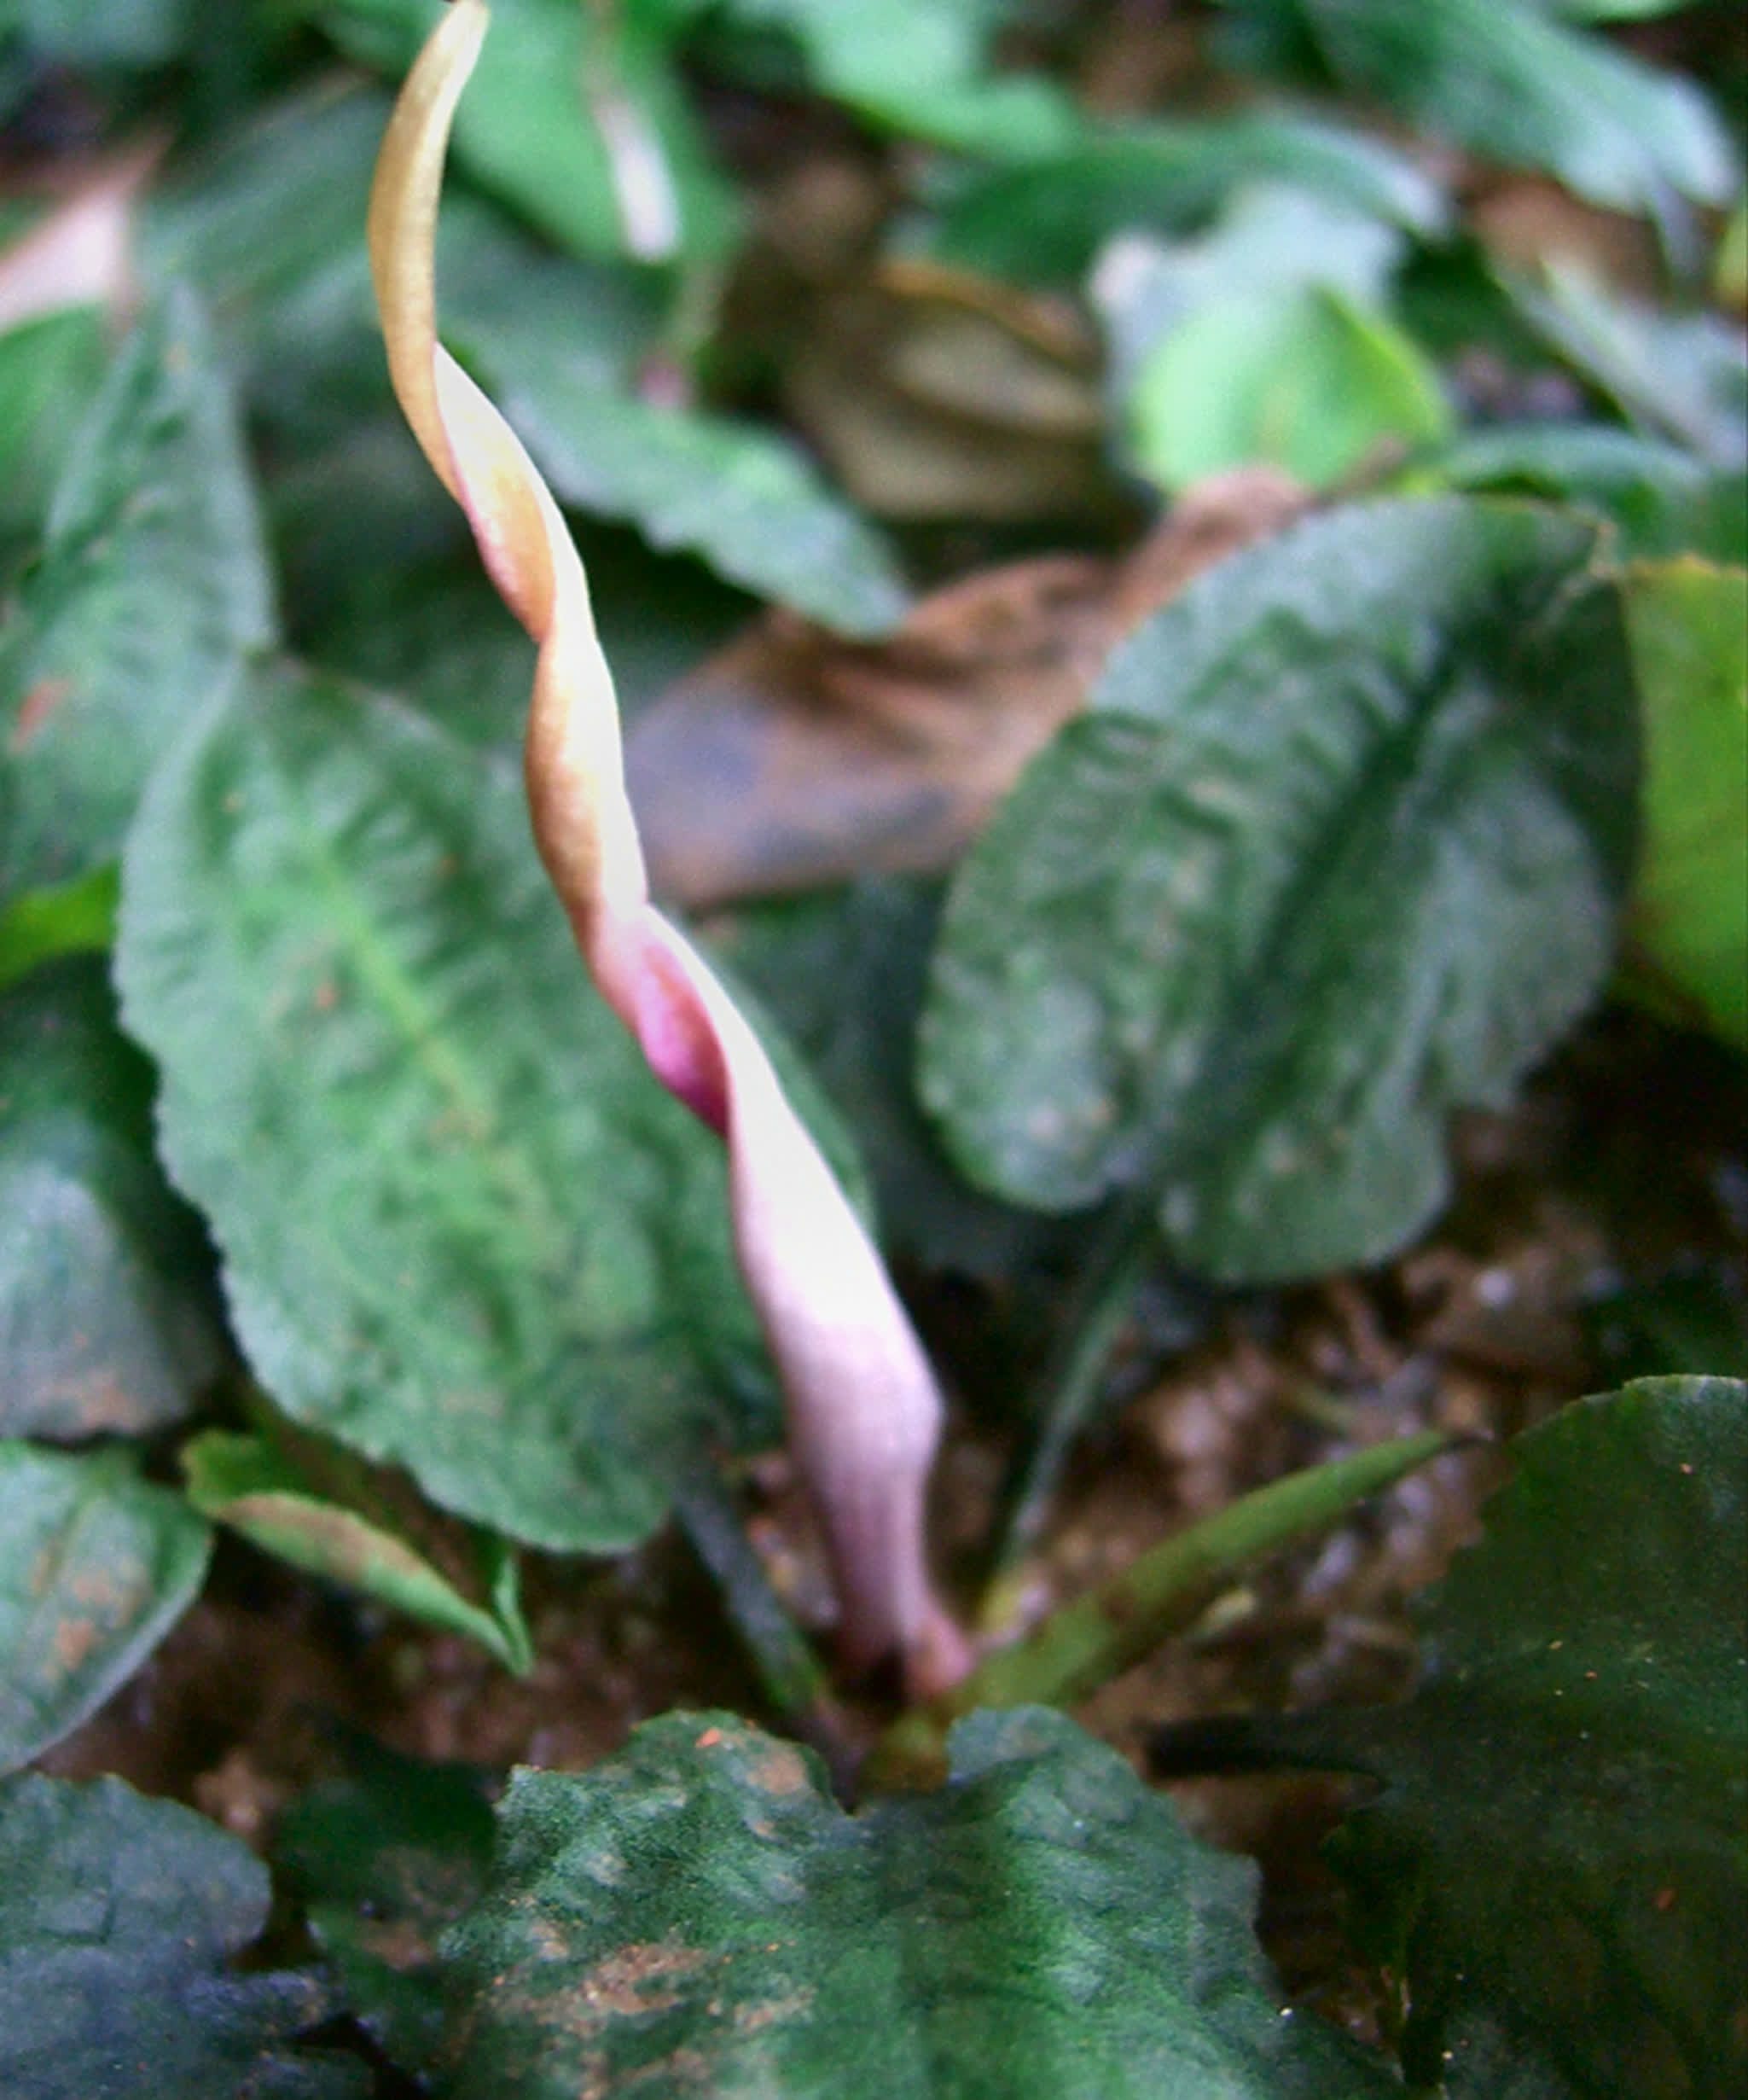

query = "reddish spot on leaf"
[{"left": 9, "top": 678, "right": 73, "bottom": 752}]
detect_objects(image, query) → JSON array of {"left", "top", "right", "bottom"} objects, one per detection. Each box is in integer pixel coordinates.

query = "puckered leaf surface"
[
  {"left": 920, "top": 497, "right": 1638, "bottom": 1281},
  {"left": 116, "top": 662, "right": 785, "bottom": 1552},
  {"left": 437, "top": 1706, "right": 1395, "bottom": 2098}
]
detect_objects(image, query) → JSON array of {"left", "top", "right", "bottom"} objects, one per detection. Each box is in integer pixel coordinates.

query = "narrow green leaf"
[
  {"left": 873, "top": 1428, "right": 1449, "bottom": 1789},
  {"left": 1618, "top": 558, "right": 1748, "bottom": 1047},
  {"left": 0, "top": 285, "right": 275, "bottom": 903},
  {"left": 0, "top": 1771, "right": 365, "bottom": 2099},
  {"left": 116, "top": 663, "right": 788, "bottom": 1552},
  {"left": 276, "top": 1738, "right": 497, "bottom": 2074},
  {"left": 183, "top": 1427, "right": 531, "bottom": 1670},
  {"left": 0, "top": 1440, "right": 211, "bottom": 1774},
  {"left": 0, "top": 956, "right": 223, "bottom": 1440},
  {"left": 920, "top": 497, "right": 1638, "bottom": 1282},
  {"left": 438, "top": 1707, "right": 1396, "bottom": 2098}
]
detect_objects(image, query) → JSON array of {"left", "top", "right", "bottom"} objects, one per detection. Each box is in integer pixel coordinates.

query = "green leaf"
[
  {"left": 3, "top": 0, "right": 195, "bottom": 66},
  {"left": 1286, "top": 0, "right": 1736, "bottom": 215},
  {"left": 312, "top": 0, "right": 740, "bottom": 262},
  {"left": 0, "top": 1441, "right": 211, "bottom": 1774},
  {"left": 1618, "top": 558, "right": 1748, "bottom": 1048},
  {"left": 1507, "top": 264, "right": 1748, "bottom": 468},
  {"left": 0, "top": 956, "right": 223, "bottom": 1440},
  {"left": 1099, "top": 193, "right": 1449, "bottom": 492},
  {"left": 438, "top": 1706, "right": 1395, "bottom": 2098},
  {"left": 480, "top": 335, "right": 910, "bottom": 637},
  {"left": 183, "top": 1425, "right": 532, "bottom": 1671},
  {"left": 116, "top": 662, "right": 787, "bottom": 1553},
  {"left": 276, "top": 1738, "right": 496, "bottom": 2074},
  {"left": 1426, "top": 425, "right": 1748, "bottom": 565},
  {"left": 920, "top": 497, "right": 1638, "bottom": 1282},
  {"left": 0, "top": 286, "right": 275, "bottom": 904},
  {"left": 0, "top": 1771, "right": 366, "bottom": 2099},
  {"left": 1129, "top": 282, "right": 1449, "bottom": 490},
  {"left": 0, "top": 863, "right": 118, "bottom": 995},
  {"left": 931, "top": 112, "right": 1444, "bottom": 285},
  {"left": 1228, "top": 1378, "right": 1748, "bottom": 2097},
  {"left": 0, "top": 308, "right": 107, "bottom": 556}
]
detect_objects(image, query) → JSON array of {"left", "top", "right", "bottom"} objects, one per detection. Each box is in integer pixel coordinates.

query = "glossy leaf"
[
  {"left": 0, "top": 957, "right": 222, "bottom": 1440},
  {"left": 920, "top": 498, "right": 1638, "bottom": 1281},
  {"left": 183, "top": 1425, "right": 531, "bottom": 1670},
  {"left": 0, "top": 1771, "right": 364, "bottom": 2099},
  {"left": 1618, "top": 558, "right": 1748, "bottom": 1047},
  {"left": 276, "top": 1738, "right": 496, "bottom": 2074},
  {"left": 438, "top": 1706, "right": 1395, "bottom": 2098},
  {"left": 0, "top": 286, "right": 275, "bottom": 903},
  {"left": 116, "top": 662, "right": 808, "bottom": 1552},
  {"left": 0, "top": 1441, "right": 211, "bottom": 1774}
]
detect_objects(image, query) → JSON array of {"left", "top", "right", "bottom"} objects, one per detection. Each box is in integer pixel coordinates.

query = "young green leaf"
[
  {"left": 0, "top": 286, "right": 275, "bottom": 904},
  {"left": 0, "top": 308, "right": 107, "bottom": 556},
  {"left": 0, "top": 957, "right": 223, "bottom": 1440},
  {"left": 183, "top": 1426, "right": 532, "bottom": 1670},
  {"left": 920, "top": 497, "right": 1638, "bottom": 1282},
  {"left": 116, "top": 662, "right": 800, "bottom": 1552},
  {"left": 1617, "top": 558, "right": 1748, "bottom": 1047},
  {"left": 438, "top": 1706, "right": 1397, "bottom": 2098},
  {"left": 0, "top": 1441, "right": 211, "bottom": 1774},
  {"left": 276, "top": 1738, "right": 497, "bottom": 2074},
  {"left": 0, "top": 1772, "right": 365, "bottom": 2100}
]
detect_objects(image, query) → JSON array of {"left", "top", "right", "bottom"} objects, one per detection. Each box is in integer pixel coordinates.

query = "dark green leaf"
[
  {"left": 116, "top": 662, "right": 792, "bottom": 1552},
  {"left": 438, "top": 1706, "right": 1394, "bottom": 2098},
  {"left": 930, "top": 113, "right": 1444, "bottom": 285},
  {"left": 1285, "top": 0, "right": 1735, "bottom": 214},
  {"left": 183, "top": 1425, "right": 532, "bottom": 1670},
  {"left": 920, "top": 497, "right": 1638, "bottom": 1281},
  {"left": 1618, "top": 557, "right": 1748, "bottom": 1047},
  {"left": 0, "top": 286, "right": 275, "bottom": 904},
  {"left": 1316, "top": 1379, "right": 1745, "bottom": 2097},
  {"left": 276, "top": 1737, "right": 496, "bottom": 2074},
  {"left": 1426, "top": 425, "right": 1748, "bottom": 565},
  {"left": 0, "top": 956, "right": 223, "bottom": 1440},
  {"left": 0, "top": 1771, "right": 366, "bottom": 2099},
  {"left": 0, "top": 1440, "right": 210, "bottom": 1773}
]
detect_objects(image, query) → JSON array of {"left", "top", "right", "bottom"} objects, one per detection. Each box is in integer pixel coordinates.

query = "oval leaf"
[
  {"left": 116, "top": 663, "right": 781, "bottom": 1551},
  {"left": 0, "top": 955, "right": 224, "bottom": 1440},
  {"left": 920, "top": 497, "right": 1638, "bottom": 1281},
  {"left": 183, "top": 1426, "right": 531, "bottom": 1671},
  {"left": 438, "top": 1706, "right": 1394, "bottom": 2098},
  {"left": 0, "top": 1440, "right": 211, "bottom": 1774},
  {"left": 0, "top": 1771, "right": 364, "bottom": 2099},
  {"left": 0, "top": 284, "right": 275, "bottom": 903}
]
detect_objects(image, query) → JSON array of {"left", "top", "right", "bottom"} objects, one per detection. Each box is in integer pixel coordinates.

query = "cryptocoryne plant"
[{"left": 367, "top": 0, "right": 967, "bottom": 1695}]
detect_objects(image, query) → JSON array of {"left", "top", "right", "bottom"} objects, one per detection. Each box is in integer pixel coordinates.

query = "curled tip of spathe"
[{"left": 367, "top": 0, "right": 967, "bottom": 1696}]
